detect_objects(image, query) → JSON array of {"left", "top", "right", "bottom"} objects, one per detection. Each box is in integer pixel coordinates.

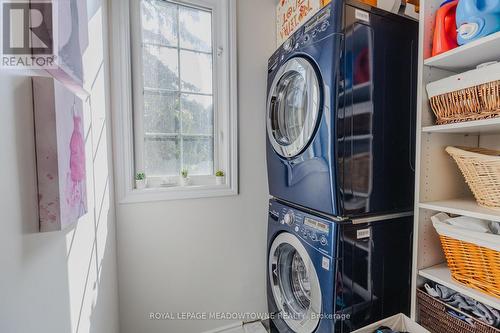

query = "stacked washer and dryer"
[{"left": 265, "top": 1, "right": 418, "bottom": 332}]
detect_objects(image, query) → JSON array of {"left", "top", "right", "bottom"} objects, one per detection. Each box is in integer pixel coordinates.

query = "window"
[
  {"left": 110, "top": 0, "right": 237, "bottom": 203},
  {"left": 138, "top": 0, "right": 215, "bottom": 177}
]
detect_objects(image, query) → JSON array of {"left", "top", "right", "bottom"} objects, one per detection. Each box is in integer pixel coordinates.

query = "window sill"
[{"left": 119, "top": 183, "right": 237, "bottom": 204}]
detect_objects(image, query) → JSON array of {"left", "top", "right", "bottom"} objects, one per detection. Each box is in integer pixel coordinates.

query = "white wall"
[
  {"left": 115, "top": 1, "right": 275, "bottom": 332},
  {"left": 0, "top": 1, "right": 119, "bottom": 333}
]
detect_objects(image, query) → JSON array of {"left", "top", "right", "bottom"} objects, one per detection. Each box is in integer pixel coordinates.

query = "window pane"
[
  {"left": 180, "top": 50, "right": 212, "bottom": 94},
  {"left": 183, "top": 137, "right": 214, "bottom": 175},
  {"left": 144, "top": 138, "right": 180, "bottom": 176},
  {"left": 141, "top": 0, "right": 178, "bottom": 47},
  {"left": 179, "top": 6, "right": 212, "bottom": 52},
  {"left": 181, "top": 94, "right": 213, "bottom": 135},
  {"left": 143, "top": 45, "right": 179, "bottom": 90},
  {"left": 138, "top": 0, "right": 216, "bottom": 179},
  {"left": 144, "top": 91, "right": 179, "bottom": 134}
]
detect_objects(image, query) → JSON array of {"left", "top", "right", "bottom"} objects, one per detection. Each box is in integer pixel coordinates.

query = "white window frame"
[{"left": 109, "top": 0, "right": 238, "bottom": 204}]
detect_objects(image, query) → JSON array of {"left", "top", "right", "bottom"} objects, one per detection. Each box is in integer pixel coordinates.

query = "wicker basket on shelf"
[
  {"left": 446, "top": 146, "right": 500, "bottom": 209},
  {"left": 427, "top": 63, "right": 500, "bottom": 125},
  {"left": 439, "top": 234, "right": 500, "bottom": 298},
  {"left": 417, "top": 289, "right": 500, "bottom": 333},
  {"left": 432, "top": 214, "right": 500, "bottom": 298}
]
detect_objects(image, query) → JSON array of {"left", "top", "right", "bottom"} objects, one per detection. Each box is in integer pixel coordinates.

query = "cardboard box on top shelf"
[
  {"left": 276, "top": 0, "right": 418, "bottom": 49},
  {"left": 276, "top": 0, "right": 332, "bottom": 47}
]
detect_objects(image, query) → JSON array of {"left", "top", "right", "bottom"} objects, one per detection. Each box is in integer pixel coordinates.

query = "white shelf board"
[
  {"left": 422, "top": 118, "right": 500, "bottom": 134},
  {"left": 424, "top": 31, "right": 500, "bottom": 72},
  {"left": 419, "top": 198, "right": 500, "bottom": 222},
  {"left": 419, "top": 263, "right": 500, "bottom": 310}
]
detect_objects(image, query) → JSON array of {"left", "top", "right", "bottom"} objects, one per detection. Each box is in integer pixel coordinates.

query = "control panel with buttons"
[{"left": 272, "top": 205, "right": 331, "bottom": 250}]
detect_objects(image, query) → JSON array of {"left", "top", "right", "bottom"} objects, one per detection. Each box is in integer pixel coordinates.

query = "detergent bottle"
[
  {"left": 432, "top": 0, "right": 459, "bottom": 56},
  {"left": 456, "top": 0, "right": 500, "bottom": 45}
]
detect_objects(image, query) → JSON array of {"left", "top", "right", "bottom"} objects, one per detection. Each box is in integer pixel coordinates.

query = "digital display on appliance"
[{"left": 304, "top": 218, "right": 329, "bottom": 232}]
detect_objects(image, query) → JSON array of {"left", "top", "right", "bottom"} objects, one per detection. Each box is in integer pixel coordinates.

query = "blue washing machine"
[
  {"left": 267, "top": 199, "right": 413, "bottom": 333},
  {"left": 266, "top": 1, "right": 418, "bottom": 218}
]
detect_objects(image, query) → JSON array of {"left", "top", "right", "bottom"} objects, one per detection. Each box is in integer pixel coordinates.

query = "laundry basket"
[
  {"left": 446, "top": 146, "right": 500, "bottom": 209},
  {"left": 432, "top": 218, "right": 500, "bottom": 298},
  {"left": 417, "top": 289, "right": 500, "bottom": 333},
  {"left": 427, "top": 62, "right": 500, "bottom": 124},
  {"left": 352, "top": 313, "right": 429, "bottom": 333}
]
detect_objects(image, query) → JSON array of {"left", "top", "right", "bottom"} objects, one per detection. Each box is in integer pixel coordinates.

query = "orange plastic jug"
[
  {"left": 363, "top": 0, "right": 378, "bottom": 6},
  {"left": 432, "top": 0, "right": 458, "bottom": 56}
]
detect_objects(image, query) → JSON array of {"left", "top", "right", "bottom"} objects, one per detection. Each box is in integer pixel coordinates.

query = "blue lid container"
[{"left": 456, "top": 0, "right": 500, "bottom": 44}]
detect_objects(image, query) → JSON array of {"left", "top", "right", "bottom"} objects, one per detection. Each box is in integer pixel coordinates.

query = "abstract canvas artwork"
[
  {"left": 31, "top": 0, "right": 89, "bottom": 94},
  {"left": 33, "top": 77, "right": 88, "bottom": 232},
  {"left": 1, "top": 0, "right": 88, "bottom": 94}
]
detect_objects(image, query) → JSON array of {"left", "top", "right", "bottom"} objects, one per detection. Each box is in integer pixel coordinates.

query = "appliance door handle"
[
  {"left": 409, "top": 40, "right": 416, "bottom": 172},
  {"left": 408, "top": 230, "right": 414, "bottom": 292},
  {"left": 345, "top": 26, "right": 355, "bottom": 197},
  {"left": 268, "top": 95, "right": 277, "bottom": 141},
  {"left": 269, "top": 96, "right": 277, "bottom": 119},
  {"left": 338, "top": 39, "right": 347, "bottom": 206}
]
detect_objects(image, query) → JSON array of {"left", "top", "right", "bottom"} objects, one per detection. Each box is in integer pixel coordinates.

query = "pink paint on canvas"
[
  {"left": 65, "top": 114, "right": 86, "bottom": 215},
  {"left": 33, "top": 77, "right": 88, "bottom": 232}
]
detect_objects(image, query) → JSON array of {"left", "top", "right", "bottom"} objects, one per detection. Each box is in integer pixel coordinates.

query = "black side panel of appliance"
[
  {"left": 337, "top": 4, "right": 418, "bottom": 218},
  {"left": 333, "top": 215, "right": 413, "bottom": 332}
]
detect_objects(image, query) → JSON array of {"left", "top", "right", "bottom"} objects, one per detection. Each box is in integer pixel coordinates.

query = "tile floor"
[{"left": 224, "top": 322, "right": 268, "bottom": 333}]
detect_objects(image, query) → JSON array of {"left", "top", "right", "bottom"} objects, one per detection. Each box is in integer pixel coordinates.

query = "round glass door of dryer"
[
  {"left": 269, "top": 233, "right": 322, "bottom": 333},
  {"left": 267, "top": 57, "right": 321, "bottom": 158}
]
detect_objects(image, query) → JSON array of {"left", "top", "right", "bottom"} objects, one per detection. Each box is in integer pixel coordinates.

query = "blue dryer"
[
  {"left": 267, "top": 199, "right": 413, "bottom": 333},
  {"left": 266, "top": 1, "right": 418, "bottom": 218}
]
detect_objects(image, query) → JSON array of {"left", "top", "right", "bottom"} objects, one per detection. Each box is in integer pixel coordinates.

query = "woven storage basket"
[
  {"left": 439, "top": 234, "right": 500, "bottom": 298},
  {"left": 427, "top": 63, "right": 500, "bottom": 125},
  {"left": 417, "top": 289, "right": 500, "bottom": 333},
  {"left": 446, "top": 146, "right": 500, "bottom": 209}
]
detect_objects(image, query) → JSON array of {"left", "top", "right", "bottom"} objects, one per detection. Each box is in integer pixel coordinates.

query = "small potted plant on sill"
[
  {"left": 135, "top": 172, "right": 146, "bottom": 190},
  {"left": 215, "top": 170, "right": 225, "bottom": 185},
  {"left": 180, "top": 168, "right": 190, "bottom": 186}
]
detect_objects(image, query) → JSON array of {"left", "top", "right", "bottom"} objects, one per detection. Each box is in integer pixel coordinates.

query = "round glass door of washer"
[
  {"left": 267, "top": 57, "right": 321, "bottom": 158},
  {"left": 269, "top": 233, "right": 322, "bottom": 333}
]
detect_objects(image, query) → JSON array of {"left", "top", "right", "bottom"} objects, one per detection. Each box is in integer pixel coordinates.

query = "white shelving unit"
[
  {"left": 410, "top": 0, "right": 500, "bottom": 322},
  {"left": 419, "top": 198, "right": 500, "bottom": 222},
  {"left": 424, "top": 30, "right": 500, "bottom": 72},
  {"left": 422, "top": 118, "right": 500, "bottom": 134}
]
